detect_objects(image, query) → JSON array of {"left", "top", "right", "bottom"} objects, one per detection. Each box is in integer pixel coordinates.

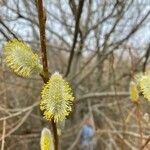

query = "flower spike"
[
  {"left": 137, "top": 73, "right": 150, "bottom": 101},
  {"left": 3, "top": 39, "right": 42, "bottom": 77},
  {"left": 129, "top": 81, "right": 139, "bottom": 103},
  {"left": 40, "top": 72, "right": 74, "bottom": 122},
  {"left": 40, "top": 128, "right": 54, "bottom": 150}
]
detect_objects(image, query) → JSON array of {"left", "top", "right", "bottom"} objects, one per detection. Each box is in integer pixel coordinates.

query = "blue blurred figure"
[{"left": 80, "top": 116, "right": 95, "bottom": 150}]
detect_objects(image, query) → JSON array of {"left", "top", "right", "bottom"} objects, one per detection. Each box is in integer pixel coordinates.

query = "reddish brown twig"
[
  {"left": 36, "top": 0, "right": 58, "bottom": 150},
  {"left": 140, "top": 136, "right": 150, "bottom": 150}
]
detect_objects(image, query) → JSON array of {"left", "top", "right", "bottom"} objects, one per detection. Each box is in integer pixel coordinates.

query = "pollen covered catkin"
[
  {"left": 3, "top": 39, "right": 42, "bottom": 77},
  {"left": 40, "top": 72, "right": 74, "bottom": 122},
  {"left": 138, "top": 74, "right": 150, "bottom": 101}
]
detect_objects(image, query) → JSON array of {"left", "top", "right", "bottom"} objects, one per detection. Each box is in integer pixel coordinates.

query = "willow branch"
[
  {"left": 36, "top": 0, "right": 49, "bottom": 82},
  {"left": 36, "top": 0, "right": 59, "bottom": 150}
]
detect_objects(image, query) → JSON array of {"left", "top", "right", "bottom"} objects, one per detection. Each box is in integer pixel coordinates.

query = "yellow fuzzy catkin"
[
  {"left": 137, "top": 73, "right": 150, "bottom": 101},
  {"left": 40, "top": 72, "right": 74, "bottom": 122},
  {"left": 143, "top": 113, "right": 149, "bottom": 123},
  {"left": 130, "top": 81, "right": 139, "bottom": 102},
  {"left": 3, "top": 39, "right": 42, "bottom": 77},
  {"left": 40, "top": 128, "right": 54, "bottom": 150}
]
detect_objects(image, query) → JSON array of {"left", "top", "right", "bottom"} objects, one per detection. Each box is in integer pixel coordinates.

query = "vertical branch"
[
  {"left": 36, "top": 0, "right": 49, "bottom": 82},
  {"left": 110, "top": 53, "right": 126, "bottom": 150},
  {"left": 65, "top": 0, "right": 84, "bottom": 77},
  {"left": 142, "top": 44, "right": 150, "bottom": 72},
  {"left": 1, "top": 119, "right": 6, "bottom": 150},
  {"left": 36, "top": 0, "right": 58, "bottom": 150},
  {"left": 135, "top": 102, "right": 143, "bottom": 147}
]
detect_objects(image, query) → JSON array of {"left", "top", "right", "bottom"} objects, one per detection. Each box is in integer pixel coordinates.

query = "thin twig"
[
  {"left": 140, "top": 136, "right": 150, "bottom": 150},
  {"left": 135, "top": 102, "right": 143, "bottom": 147},
  {"left": 67, "top": 129, "right": 82, "bottom": 150},
  {"left": 1, "top": 119, "right": 6, "bottom": 150},
  {"left": 76, "top": 92, "right": 129, "bottom": 102},
  {"left": 0, "top": 110, "right": 32, "bottom": 141},
  {"left": 65, "top": 0, "right": 84, "bottom": 77}
]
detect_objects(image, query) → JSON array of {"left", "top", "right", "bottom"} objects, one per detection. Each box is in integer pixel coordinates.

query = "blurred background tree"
[{"left": 0, "top": 0, "right": 150, "bottom": 149}]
